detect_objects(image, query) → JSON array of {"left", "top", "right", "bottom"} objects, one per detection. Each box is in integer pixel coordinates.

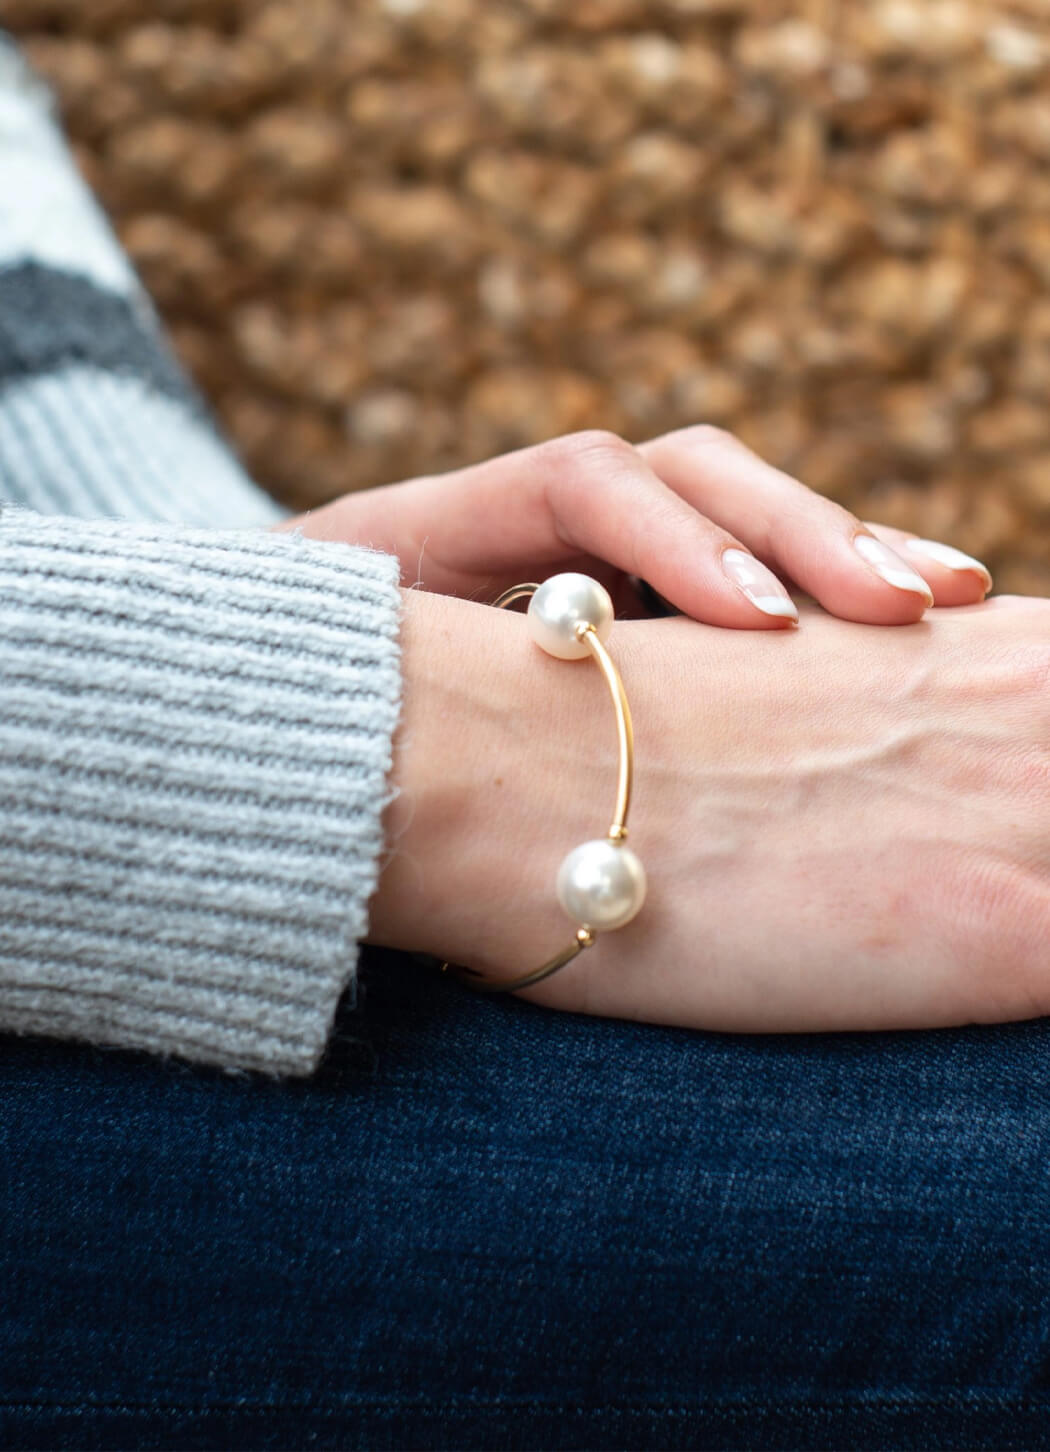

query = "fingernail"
[
  {"left": 721, "top": 548, "right": 799, "bottom": 621},
  {"left": 852, "top": 534, "right": 935, "bottom": 604},
  {"left": 903, "top": 538, "right": 993, "bottom": 591}
]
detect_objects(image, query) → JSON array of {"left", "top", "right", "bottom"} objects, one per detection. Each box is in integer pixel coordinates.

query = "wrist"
[{"left": 366, "top": 587, "right": 615, "bottom": 975}]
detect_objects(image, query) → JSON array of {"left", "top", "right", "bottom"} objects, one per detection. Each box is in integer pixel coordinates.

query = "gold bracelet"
[{"left": 443, "top": 572, "right": 646, "bottom": 994}]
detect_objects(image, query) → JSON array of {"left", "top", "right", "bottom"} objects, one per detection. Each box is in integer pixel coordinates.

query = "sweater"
[{"left": 0, "top": 36, "right": 405, "bottom": 1076}]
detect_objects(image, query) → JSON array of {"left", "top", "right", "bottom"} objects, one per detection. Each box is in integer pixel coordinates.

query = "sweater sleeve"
[
  {"left": 0, "top": 506, "right": 403, "bottom": 1075},
  {"left": 0, "top": 37, "right": 408, "bottom": 1075}
]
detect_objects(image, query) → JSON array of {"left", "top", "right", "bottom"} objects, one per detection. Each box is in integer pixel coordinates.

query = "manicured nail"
[
  {"left": 903, "top": 538, "right": 993, "bottom": 591},
  {"left": 721, "top": 548, "right": 799, "bottom": 621},
  {"left": 852, "top": 534, "right": 934, "bottom": 604}
]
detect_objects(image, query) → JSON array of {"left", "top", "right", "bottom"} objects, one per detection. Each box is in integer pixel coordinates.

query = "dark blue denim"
[{"left": 3, "top": 947, "right": 1050, "bottom": 1450}]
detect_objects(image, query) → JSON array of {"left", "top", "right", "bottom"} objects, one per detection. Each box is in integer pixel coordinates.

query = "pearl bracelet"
[{"left": 447, "top": 572, "right": 646, "bottom": 995}]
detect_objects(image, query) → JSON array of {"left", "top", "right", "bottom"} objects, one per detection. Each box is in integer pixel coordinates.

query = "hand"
[
  {"left": 286, "top": 426, "right": 992, "bottom": 628},
  {"left": 370, "top": 587, "right": 1050, "bottom": 1034}
]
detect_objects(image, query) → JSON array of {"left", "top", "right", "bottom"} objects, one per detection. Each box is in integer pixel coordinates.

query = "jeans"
[{"left": 3, "top": 947, "right": 1050, "bottom": 1450}]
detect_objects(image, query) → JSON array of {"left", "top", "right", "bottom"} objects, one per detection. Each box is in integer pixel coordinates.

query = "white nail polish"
[
  {"left": 903, "top": 538, "right": 993, "bottom": 589},
  {"left": 853, "top": 535, "right": 934, "bottom": 603},
  {"left": 722, "top": 549, "right": 799, "bottom": 621}
]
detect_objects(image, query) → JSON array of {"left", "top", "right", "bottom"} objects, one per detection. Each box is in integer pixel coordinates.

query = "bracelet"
[{"left": 444, "top": 572, "right": 646, "bottom": 994}]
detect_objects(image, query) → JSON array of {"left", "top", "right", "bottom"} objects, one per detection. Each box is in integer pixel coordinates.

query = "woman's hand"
[
  {"left": 285, "top": 425, "right": 992, "bottom": 628},
  {"left": 370, "top": 587, "right": 1050, "bottom": 1034}
]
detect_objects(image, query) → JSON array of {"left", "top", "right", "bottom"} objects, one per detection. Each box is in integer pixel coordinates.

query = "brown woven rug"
[{"left": 5, "top": 0, "right": 1050, "bottom": 592}]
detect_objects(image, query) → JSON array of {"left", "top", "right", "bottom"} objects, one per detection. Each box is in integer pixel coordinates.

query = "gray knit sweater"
[{"left": 0, "top": 39, "right": 404, "bottom": 1075}]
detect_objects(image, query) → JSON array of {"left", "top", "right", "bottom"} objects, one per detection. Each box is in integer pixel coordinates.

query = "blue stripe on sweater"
[{"left": 0, "top": 262, "right": 198, "bottom": 409}]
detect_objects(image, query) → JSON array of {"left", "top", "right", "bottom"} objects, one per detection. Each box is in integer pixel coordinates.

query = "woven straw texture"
[{"left": 5, "top": 0, "right": 1050, "bottom": 592}]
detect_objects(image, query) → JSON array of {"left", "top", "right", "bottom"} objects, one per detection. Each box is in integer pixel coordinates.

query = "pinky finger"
[{"left": 863, "top": 524, "right": 993, "bottom": 608}]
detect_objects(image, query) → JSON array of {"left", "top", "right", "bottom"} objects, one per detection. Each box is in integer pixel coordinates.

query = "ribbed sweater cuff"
[{"left": 0, "top": 507, "right": 403, "bottom": 1075}]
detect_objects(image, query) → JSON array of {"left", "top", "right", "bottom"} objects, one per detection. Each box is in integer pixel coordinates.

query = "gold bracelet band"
[{"left": 443, "top": 572, "right": 646, "bottom": 995}]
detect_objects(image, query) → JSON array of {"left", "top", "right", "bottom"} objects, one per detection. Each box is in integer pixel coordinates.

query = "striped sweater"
[{"left": 0, "top": 38, "right": 405, "bottom": 1076}]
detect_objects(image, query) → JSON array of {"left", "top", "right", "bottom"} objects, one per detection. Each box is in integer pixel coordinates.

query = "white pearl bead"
[
  {"left": 556, "top": 838, "right": 647, "bottom": 931},
  {"left": 527, "top": 573, "right": 614, "bottom": 660}
]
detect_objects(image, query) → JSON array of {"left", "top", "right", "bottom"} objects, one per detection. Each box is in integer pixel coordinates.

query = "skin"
[
  {"left": 369, "top": 588, "right": 1050, "bottom": 1035},
  {"left": 283, "top": 423, "right": 1025, "bottom": 1034},
  {"left": 283, "top": 426, "right": 992, "bottom": 625}
]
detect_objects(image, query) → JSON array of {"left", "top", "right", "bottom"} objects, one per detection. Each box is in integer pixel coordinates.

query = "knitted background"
[{"left": 5, "top": 0, "right": 1050, "bottom": 593}]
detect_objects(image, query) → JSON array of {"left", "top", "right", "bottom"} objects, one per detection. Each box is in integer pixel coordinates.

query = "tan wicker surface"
[{"left": 5, "top": 0, "right": 1050, "bottom": 592}]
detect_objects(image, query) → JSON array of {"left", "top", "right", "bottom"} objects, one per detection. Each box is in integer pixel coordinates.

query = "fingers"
[
  {"left": 537, "top": 432, "right": 798, "bottom": 629},
  {"left": 308, "top": 422, "right": 991, "bottom": 631},
  {"left": 347, "top": 431, "right": 799, "bottom": 628},
  {"left": 638, "top": 426, "right": 990, "bottom": 625},
  {"left": 863, "top": 522, "right": 993, "bottom": 607}
]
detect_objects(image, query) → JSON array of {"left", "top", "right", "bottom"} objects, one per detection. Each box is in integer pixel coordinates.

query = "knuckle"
[
  {"left": 541, "top": 430, "right": 638, "bottom": 504},
  {"left": 557, "top": 429, "right": 636, "bottom": 466},
  {"left": 662, "top": 422, "right": 739, "bottom": 453}
]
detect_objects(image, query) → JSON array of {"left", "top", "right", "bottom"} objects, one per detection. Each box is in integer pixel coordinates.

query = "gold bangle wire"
[{"left": 441, "top": 580, "right": 636, "bottom": 994}]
